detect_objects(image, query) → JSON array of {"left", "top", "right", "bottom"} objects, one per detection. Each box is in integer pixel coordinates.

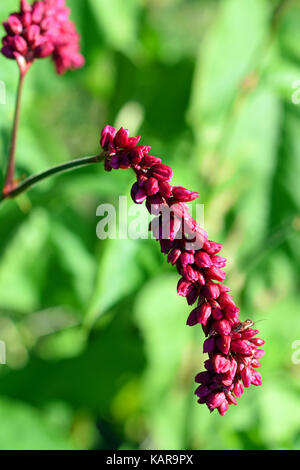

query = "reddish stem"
[{"left": 2, "top": 72, "right": 26, "bottom": 195}]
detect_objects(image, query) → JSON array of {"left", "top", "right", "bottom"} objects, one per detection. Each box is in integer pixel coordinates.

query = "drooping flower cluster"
[
  {"left": 100, "top": 125, "right": 265, "bottom": 416},
  {"left": 1, "top": 0, "right": 84, "bottom": 75}
]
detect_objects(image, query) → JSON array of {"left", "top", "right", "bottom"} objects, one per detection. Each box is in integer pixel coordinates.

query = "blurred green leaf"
[
  {"left": 88, "top": 0, "right": 141, "bottom": 54},
  {"left": 0, "top": 397, "right": 75, "bottom": 450}
]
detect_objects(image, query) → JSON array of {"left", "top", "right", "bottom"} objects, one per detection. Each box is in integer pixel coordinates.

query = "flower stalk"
[{"left": 2, "top": 71, "right": 26, "bottom": 196}]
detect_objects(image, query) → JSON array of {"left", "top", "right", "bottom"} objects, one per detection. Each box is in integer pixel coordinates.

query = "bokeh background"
[{"left": 0, "top": 0, "right": 300, "bottom": 450}]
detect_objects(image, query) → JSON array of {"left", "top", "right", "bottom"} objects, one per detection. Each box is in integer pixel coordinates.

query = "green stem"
[
  {"left": 3, "top": 72, "right": 25, "bottom": 195},
  {"left": 0, "top": 153, "right": 104, "bottom": 204}
]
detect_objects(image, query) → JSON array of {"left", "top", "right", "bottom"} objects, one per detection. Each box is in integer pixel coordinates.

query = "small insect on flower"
[{"left": 233, "top": 319, "right": 254, "bottom": 333}]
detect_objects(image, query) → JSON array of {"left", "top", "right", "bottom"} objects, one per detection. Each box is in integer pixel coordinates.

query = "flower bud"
[
  {"left": 150, "top": 164, "right": 173, "bottom": 182},
  {"left": 114, "top": 127, "right": 129, "bottom": 148},
  {"left": 167, "top": 248, "right": 181, "bottom": 265},
  {"left": 8, "top": 15, "right": 23, "bottom": 35},
  {"left": 231, "top": 340, "right": 253, "bottom": 356},
  {"left": 131, "top": 182, "right": 147, "bottom": 204},
  {"left": 205, "top": 266, "right": 226, "bottom": 282},
  {"left": 140, "top": 155, "right": 162, "bottom": 168},
  {"left": 197, "top": 303, "right": 212, "bottom": 326},
  {"left": 207, "top": 392, "right": 226, "bottom": 410},
  {"left": 195, "top": 251, "right": 212, "bottom": 268},
  {"left": 172, "top": 186, "right": 199, "bottom": 202},
  {"left": 100, "top": 125, "right": 116, "bottom": 150},
  {"left": 32, "top": 2, "right": 45, "bottom": 24},
  {"left": 144, "top": 177, "right": 159, "bottom": 196}
]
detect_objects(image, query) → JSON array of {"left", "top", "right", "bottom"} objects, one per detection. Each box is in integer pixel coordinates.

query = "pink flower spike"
[
  {"left": 2, "top": 0, "right": 85, "bottom": 75},
  {"left": 98, "top": 125, "right": 265, "bottom": 416}
]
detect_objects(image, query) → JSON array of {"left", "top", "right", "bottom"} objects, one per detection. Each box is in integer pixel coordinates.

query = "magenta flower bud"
[
  {"left": 100, "top": 125, "right": 116, "bottom": 149},
  {"left": 213, "top": 355, "right": 231, "bottom": 374},
  {"left": 7, "top": 15, "right": 23, "bottom": 35},
  {"left": 125, "top": 136, "right": 141, "bottom": 148},
  {"left": 203, "top": 336, "right": 215, "bottom": 353},
  {"left": 218, "top": 284, "right": 231, "bottom": 294},
  {"left": 108, "top": 154, "right": 120, "bottom": 169},
  {"left": 159, "top": 239, "right": 174, "bottom": 254},
  {"left": 251, "top": 359, "right": 261, "bottom": 368},
  {"left": 250, "top": 338, "right": 265, "bottom": 347},
  {"left": 205, "top": 266, "right": 226, "bottom": 282},
  {"left": 241, "top": 328, "right": 259, "bottom": 340},
  {"left": 224, "top": 308, "right": 240, "bottom": 324},
  {"left": 25, "top": 25, "right": 40, "bottom": 44},
  {"left": 141, "top": 155, "right": 162, "bottom": 168},
  {"left": 218, "top": 293, "right": 236, "bottom": 309},
  {"left": 233, "top": 381, "right": 244, "bottom": 397},
  {"left": 212, "top": 307, "right": 223, "bottom": 320},
  {"left": 119, "top": 154, "right": 131, "bottom": 169},
  {"left": 167, "top": 248, "right": 181, "bottom": 265},
  {"left": 254, "top": 349, "right": 265, "bottom": 359},
  {"left": 146, "top": 194, "right": 165, "bottom": 215},
  {"left": 114, "top": 127, "right": 129, "bottom": 148},
  {"left": 22, "top": 11, "right": 32, "bottom": 27},
  {"left": 203, "top": 240, "right": 223, "bottom": 255},
  {"left": 211, "top": 255, "right": 227, "bottom": 268},
  {"left": 186, "top": 308, "right": 198, "bottom": 326},
  {"left": 195, "top": 371, "right": 211, "bottom": 384},
  {"left": 20, "top": 0, "right": 32, "bottom": 12},
  {"left": 203, "top": 281, "right": 220, "bottom": 300},
  {"left": 231, "top": 340, "right": 253, "bottom": 356},
  {"left": 131, "top": 182, "right": 147, "bottom": 204},
  {"left": 182, "top": 265, "right": 198, "bottom": 282},
  {"left": 180, "top": 252, "right": 195, "bottom": 267},
  {"left": 251, "top": 370, "right": 262, "bottom": 386},
  {"left": 150, "top": 164, "right": 173, "bottom": 182},
  {"left": 216, "top": 335, "right": 231, "bottom": 354},
  {"left": 194, "top": 385, "right": 210, "bottom": 398},
  {"left": 2, "top": 22, "right": 11, "bottom": 34},
  {"left": 197, "top": 303, "right": 212, "bottom": 326},
  {"left": 194, "top": 251, "right": 212, "bottom": 268},
  {"left": 129, "top": 147, "right": 143, "bottom": 165},
  {"left": 32, "top": 2, "right": 45, "bottom": 24},
  {"left": 186, "top": 285, "right": 199, "bottom": 305},
  {"left": 177, "top": 278, "right": 192, "bottom": 297},
  {"left": 144, "top": 177, "right": 159, "bottom": 196},
  {"left": 12, "top": 35, "right": 27, "bottom": 55},
  {"left": 240, "top": 367, "right": 252, "bottom": 388},
  {"left": 158, "top": 181, "right": 172, "bottom": 198},
  {"left": 218, "top": 399, "right": 229, "bottom": 416},
  {"left": 226, "top": 391, "right": 237, "bottom": 405},
  {"left": 35, "top": 40, "right": 54, "bottom": 58},
  {"left": 104, "top": 159, "right": 112, "bottom": 172},
  {"left": 1, "top": 45, "right": 15, "bottom": 58},
  {"left": 139, "top": 145, "right": 151, "bottom": 155},
  {"left": 213, "top": 319, "right": 231, "bottom": 335},
  {"left": 172, "top": 186, "right": 199, "bottom": 202},
  {"left": 207, "top": 392, "right": 226, "bottom": 410},
  {"left": 197, "top": 271, "right": 206, "bottom": 286}
]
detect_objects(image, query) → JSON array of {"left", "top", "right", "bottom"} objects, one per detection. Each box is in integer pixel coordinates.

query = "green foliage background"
[{"left": 0, "top": 0, "right": 300, "bottom": 450}]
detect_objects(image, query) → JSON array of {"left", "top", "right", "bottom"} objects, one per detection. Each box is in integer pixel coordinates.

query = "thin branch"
[{"left": 0, "top": 153, "right": 105, "bottom": 204}]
